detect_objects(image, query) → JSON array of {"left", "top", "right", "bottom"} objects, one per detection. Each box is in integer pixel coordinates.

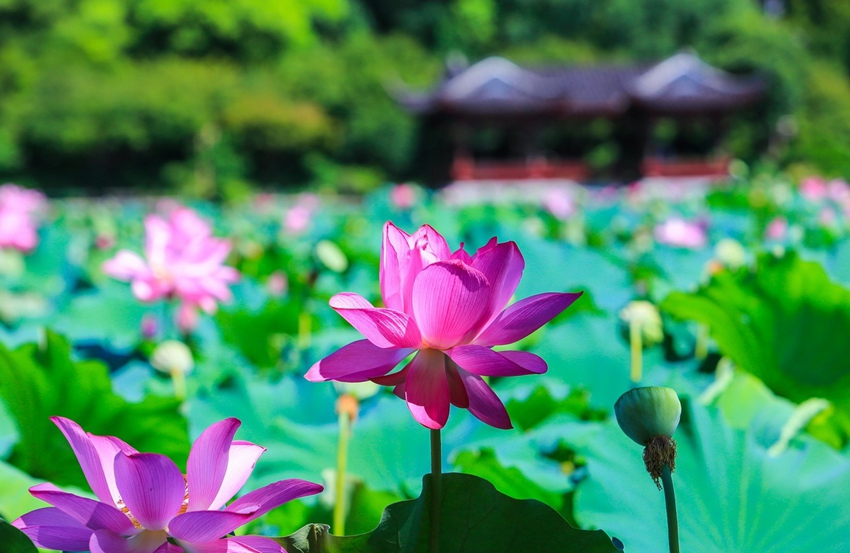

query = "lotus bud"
[
  {"left": 713, "top": 238, "right": 747, "bottom": 270},
  {"left": 619, "top": 300, "right": 663, "bottom": 346},
  {"left": 316, "top": 240, "right": 348, "bottom": 273},
  {"left": 150, "top": 340, "right": 194, "bottom": 375},
  {"left": 615, "top": 387, "right": 681, "bottom": 488}
]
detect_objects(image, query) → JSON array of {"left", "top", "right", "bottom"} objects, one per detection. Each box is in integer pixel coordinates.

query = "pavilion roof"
[{"left": 394, "top": 52, "right": 765, "bottom": 117}]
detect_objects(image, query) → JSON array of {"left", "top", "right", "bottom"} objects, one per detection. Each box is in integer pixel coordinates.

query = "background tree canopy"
[{"left": 1, "top": 0, "right": 849, "bottom": 193}]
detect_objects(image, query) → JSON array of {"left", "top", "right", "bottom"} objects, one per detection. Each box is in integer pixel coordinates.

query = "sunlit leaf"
[{"left": 0, "top": 331, "right": 189, "bottom": 488}]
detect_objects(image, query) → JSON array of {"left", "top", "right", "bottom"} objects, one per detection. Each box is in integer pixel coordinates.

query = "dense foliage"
[{"left": 3, "top": 0, "right": 850, "bottom": 191}]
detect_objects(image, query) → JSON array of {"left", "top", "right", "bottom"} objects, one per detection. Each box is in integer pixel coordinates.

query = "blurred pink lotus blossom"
[
  {"left": 0, "top": 183, "right": 46, "bottom": 253},
  {"left": 765, "top": 216, "right": 788, "bottom": 240},
  {"left": 654, "top": 217, "right": 707, "bottom": 249},
  {"left": 819, "top": 207, "right": 838, "bottom": 227},
  {"left": 307, "top": 222, "right": 581, "bottom": 429},
  {"left": 800, "top": 177, "right": 828, "bottom": 202},
  {"left": 103, "top": 206, "right": 239, "bottom": 331},
  {"left": 828, "top": 179, "right": 850, "bottom": 204},
  {"left": 13, "top": 417, "right": 321, "bottom": 553},
  {"left": 390, "top": 183, "right": 418, "bottom": 209},
  {"left": 266, "top": 270, "right": 289, "bottom": 297},
  {"left": 283, "top": 194, "right": 319, "bottom": 235},
  {"left": 542, "top": 188, "right": 575, "bottom": 220},
  {"left": 140, "top": 314, "right": 159, "bottom": 339}
]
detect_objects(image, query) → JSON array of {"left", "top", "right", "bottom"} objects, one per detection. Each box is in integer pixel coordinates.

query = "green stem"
[
  {"left": 333, "top": 409, "right": 351, "bottom": 535},
  {"left": 660, "top": 464, "right": 679, "bottom": 553},
  {"left": 695, "top": 323, "right": 709, "bottom": 360},
  {"left": 298, "top": 310, "right": 312, "bottom": 351},
  {"left": 629, "top": 318, "right": 643, "bottom": 382},
  {"left": 170, "top": 368, "right": 186, "bottom": 401},
  {"left": 430, "top": 429, "right": 442, "bottom": 553}
]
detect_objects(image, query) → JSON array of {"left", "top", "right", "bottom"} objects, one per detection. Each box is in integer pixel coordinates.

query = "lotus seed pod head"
[
  {"left": 615, "top": 386, "right": 681, "bottom": 446},
  {"left": 150, "top": 340, "right": 194, "bottom": 374},
  {"left": 618, "top": 300, "right": 664, "bottom": 346},
  {"left": 714, "top": 238, "right": 747, "bottom": 270}
]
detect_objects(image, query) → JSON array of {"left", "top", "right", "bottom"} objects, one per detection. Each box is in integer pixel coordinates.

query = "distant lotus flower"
[
  {"left": 800, "top": 177, "right": 828, "bottom": 202},
  {"left": 102, "top": 207, "right": 239, "bottom": 331},
  {"left": 0, "top": 183, "right": 46, "bottom": 253},
  {"left": 542, "top": 188, "right": 575, "bottom": 220},
  {"left": 307, "top": 222, "right": 582, "bottom": 429},
  {"left": 765, "top": 216, "right": 788, "bottom": 241},
  {"left": 266, "top": 271, "right": 289, "bottom": 297},
  {"left": 390, "top": 183, "right": 418, "bottom": 210},
  {"left": 140, "top": 314, "right": 159, "bottom": 340},
  {"left": 828, "top": 179, "right": 850, "bottom": 204},
  {"left": 13, "top": 417, "right": 322, "bottom": 553},
  {"left": 653, "top": 218, "right": 707, "bottom": 249},
  {"left": 283, "top": 194, "right": 319, "bottom": 235},
  {"left": 819, "top": 207, "right": 838, "bottom": 227}
]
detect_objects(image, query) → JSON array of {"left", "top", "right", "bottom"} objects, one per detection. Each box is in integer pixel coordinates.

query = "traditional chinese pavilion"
[{"left": 394, "top": 51, "right": 766, "bottom": 183}]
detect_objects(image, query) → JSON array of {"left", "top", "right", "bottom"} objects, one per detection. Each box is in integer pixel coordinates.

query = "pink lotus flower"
[
  {"left": 390, "top": 183, "right": 418, "bottom": 210},
  {"left": 282, "top": 194, "right": 319, "bottom": 235},
  {"left": 0, "top": 183, "right": 46, "bottom": 253},
  {"left": 800, "top": 176, "right": 828, "bottom": 202},
  {"left": 765, "top": 216, "right": 788, "bottom": 241},
  {"left": 306, "top": 222, "right": 581, "bottom": 430},
  {"left": 542, "top": 188, "right": 576, "bottom": 221},
  {"left": 653, "top": 218, "right": 707, "bottom": 249},
  {"left": 13, "top": 417, "right": 322, "bottom": 553},
  {"left": 103, "top": 207, "right": 239, "bottom": 332}
]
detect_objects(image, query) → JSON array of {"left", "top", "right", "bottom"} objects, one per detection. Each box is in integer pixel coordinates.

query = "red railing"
[
  {"left": 641, "top": 156, "right": 730, "bottom": 178},
  {"left": 451, "top": 157, "right": 590, "bottom": 182}
]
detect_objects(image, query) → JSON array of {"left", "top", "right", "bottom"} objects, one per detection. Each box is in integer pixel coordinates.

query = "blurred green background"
[{"left": 1, "top": 0, "right": 850, "bottom": 194}]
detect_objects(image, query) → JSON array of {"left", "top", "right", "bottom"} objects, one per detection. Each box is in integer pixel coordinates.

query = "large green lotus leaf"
[
  {"left": 452, "top": 449, "right": 569, "bottom": 517},
  {"left": 649, "top": 246, "right": 713, "bottom": 297},
  {"left": 0, "top": 518, "right": 36, "bottom": 553},
  {"left": 190, "top": 372, "right": 533, "bottom": 495},
  {"left": 513, "top": 239, "right": 631, "bottom": 312},
  {"left": 0, "top": 331, "right": 189, "bottom": 488},
  {"left": 571, "top": 400, "right": 850, "bottom": 553},
  {"left": 0, "top": 460, "right": 48, "bottom": 522},
  {"left": 661, "top": 252, "right": 850, "bottom": 441},
  {"left": 528, "top": 312, "right": 710, "bottom": 411},
  {"left": 275, "top": 473, "right": 619, "bottom": 553},
  {"left": 50, "top": 281, "right": 150, "bottom": 348},
  {"left": 216, "top": 298, "right": 306, "bottom": 370}
]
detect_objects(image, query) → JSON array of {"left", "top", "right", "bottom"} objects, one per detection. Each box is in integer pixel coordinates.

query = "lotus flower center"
[
  {"left": 115, "top": 475, "right": 190, "bottom": 530},
  {"left": 115, "top": 497, "right": 143, "bottom": 529},
  {"left": 151, "top": 261, "right": 172, "bottom": 282}
]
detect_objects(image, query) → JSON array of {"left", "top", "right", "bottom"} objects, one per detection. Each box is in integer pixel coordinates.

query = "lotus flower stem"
[
  {"left": 298, "top": 310, "right": 312, "bottom": 351},
  {"left": 695, "top": 323, "right": 709, "bottom": 360},
  {"left": 660, "top": 463, "right": 679, "bottom": 553},
  {"left": 629, "top": 318, "right": 642, "bottom": 382},
  {"left": 170, "top": 368, "right": 187, "bottom": 400},
  {"left": 430, "top": 428, "right": 442, "bottom": 553},
  {"left": 333, "top": 405, "right": 352, "bottom": 535}
]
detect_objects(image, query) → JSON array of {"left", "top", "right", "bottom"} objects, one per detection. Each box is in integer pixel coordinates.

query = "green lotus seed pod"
[
  {"left": 150, "top": 340, "right": 194, "bottom": 375},
  {"left": 615, "top": 386, "right": 681, "bottom": 446}
]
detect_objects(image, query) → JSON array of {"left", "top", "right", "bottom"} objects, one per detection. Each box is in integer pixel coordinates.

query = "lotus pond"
[{"left": 1, "top": 173, "right": 849, "bottom": 553}]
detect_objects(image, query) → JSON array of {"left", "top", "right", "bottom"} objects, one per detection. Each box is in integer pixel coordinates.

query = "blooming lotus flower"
[
  {"left": 765, "top": 216, "right": 788, "bottom": 241},
  {"left": 800, "top": 176, "right": 828, "bottom": 202},
  {"left": 306, "top": 222, "right": 582, "bottom": 429},
  {"left": 390, "top": 183, "right": 418, "bottom": 210},
  {"left": 103, "top": 207, "right": 239, "bottom": 332},
  {"left": 13, "top": 417, "right": 322, "bottom": 553},
  {"left": 0, "top": 183, "right": 46, "bottom": 253},
  {"left": 542, "top": 188, "right": 575, "bottom": 221},
  {"left": 282, "top": 194, "right": 319, "bottom": 235},
  {"left": 653, "top": 217, "right": 707, "bottom": 249}
]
